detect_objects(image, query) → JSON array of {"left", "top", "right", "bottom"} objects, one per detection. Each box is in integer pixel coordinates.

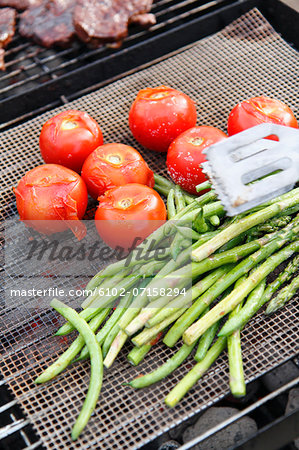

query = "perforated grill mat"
[{"left": 1, "top": 8, "right": 299, "bottom": 450}]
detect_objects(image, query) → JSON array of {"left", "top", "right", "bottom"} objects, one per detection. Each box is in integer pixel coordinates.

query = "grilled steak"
[
  {"left": 0, "top": 0, "right": 41, "bottom": 11},
  {"left": 0, "top": 7, "right": 16, "bottom": 70},
  {"left": 0, "top": 7, "right": 16, "bottom": 48},
  {"left": 19, "top": 0, "right": 76, "bottom": 47},
  {"left": 74, "top": 0, "right": 154, "bottom": 46}
]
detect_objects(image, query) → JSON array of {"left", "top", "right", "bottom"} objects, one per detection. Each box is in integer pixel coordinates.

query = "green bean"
[
  {"left": 167, "top": 189, "right": 176, "bottom": 219},
  {"left": 44, "top": 299, "right": 103, "bottom": 441},
  {"left": 130, "top": 341, "right": 197, "bottom": 388},
  {"left": 209, "top": 215, "right": 220, "bottom": 227},
  {"left": 170, "top": 231, "right": 186, "bottom": 260},
  {"left": 36, "top": 308, "right": 109, "bottom": 381},
  {"left": 127, "top": 343, "right": 152, "bottom": 366},
  {"left": 76, "top": 291, "right": 133, "bottom": 362},
  {"left": 127, "top": 332, "right": 163, "bottom": 366},
  {"left": 174, "top": 186, "right": 186, "bottom": 211},
  {"left": 154, "top": 173, "right": 196, "bottom": 204},
  {"left": 195, "top": 180, "right": 212, "bottom": 192}
]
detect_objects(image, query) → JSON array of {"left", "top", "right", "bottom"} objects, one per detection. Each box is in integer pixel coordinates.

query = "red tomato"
[
  {"left": 227, "top": 96, "right": 298, "bottom": 140},
  {"left": 39, "top": 109, "right": 103, "bottom": 172},
  {"left": 95, "top": 183, "right": 166, "bottom": 250},
  {"left": 81, "top": 143, "right": 154, "bottom": 199},
  {"left": 129, "top": 85, "right": 197, "bottom": 152},
  {"left": 14, "top": 164, "right": 88, "bottom": 239},
  {"left": 167, "top": 126, "right": 227, "bottom": 194}
]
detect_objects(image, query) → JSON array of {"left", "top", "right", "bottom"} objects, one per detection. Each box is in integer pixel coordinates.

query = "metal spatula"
[{"left": 201, "top": 123, "right": 299, "bottom": 216}]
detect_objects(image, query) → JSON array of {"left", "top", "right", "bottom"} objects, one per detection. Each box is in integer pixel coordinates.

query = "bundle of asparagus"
[{"left": 36, "top": 175, "right": 299, "bottom": 439}]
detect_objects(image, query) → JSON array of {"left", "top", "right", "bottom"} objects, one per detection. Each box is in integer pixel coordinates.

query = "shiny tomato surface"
[
  {"left": 167, "top": 126, "right": 227, "bottom": 194},
  {"left": 81, "top": 143, "right": 154, "bottom": 199},
  {"left": 95, "top": 183, "right": 166, "bottom": 250},
  {"left": 129, "top": 85, "right": 197, "bottom": 152},
  {"left": 39, "top": 110, "right": 103, "bottom": 172},
  {"left": 227, "top": 96, "right": 298, "bottom": 140},
  {"left": 14, "top": 164, "right": 88, "bottom": 239}
]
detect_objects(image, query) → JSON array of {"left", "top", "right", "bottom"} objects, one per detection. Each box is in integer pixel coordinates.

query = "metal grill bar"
[
  {"left": 0, "top": 0, "right": 232, "bottom": 97},
  {"left": 180, "top": 376, "right": 299, "bottom": 449}
]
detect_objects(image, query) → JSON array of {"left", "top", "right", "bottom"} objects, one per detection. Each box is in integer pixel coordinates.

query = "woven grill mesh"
[{"left": 0, "top": 8, "right": 298, "bottom": 449}]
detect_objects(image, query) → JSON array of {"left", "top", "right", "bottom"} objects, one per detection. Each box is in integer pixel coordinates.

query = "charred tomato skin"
[
  {"left": 39, "top": 109, "right": 103, "bottom": 173},
  {"left": 14, "top": 164, "right": 88, "bottom": 239},
  {"left": 81, "top": 143, "right": 154, "bottom": 199},
  {"left": 95, "top": 183, "right": 166, "bottom": 250},
  {"left": 129, "top": 85, "right": 197, "bottom": 152},
  {"left": 227, "top": 96, "right": 298, "bottom": 140},
  {"left": 167, "top": 126, "right": 227, "bottom": 194}
]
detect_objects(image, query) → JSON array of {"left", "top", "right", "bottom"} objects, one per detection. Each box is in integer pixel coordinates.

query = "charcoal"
[
  {"left": 262, "top": 361, "right": 299, "bottom": 391},
  {"left": 182, "top": 407, "right": 257, "bottom": 449}
]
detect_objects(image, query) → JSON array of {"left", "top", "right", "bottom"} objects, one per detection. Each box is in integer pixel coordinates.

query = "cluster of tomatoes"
[{"left": 14, "top": 85, "right": 298, "bottom": 249}]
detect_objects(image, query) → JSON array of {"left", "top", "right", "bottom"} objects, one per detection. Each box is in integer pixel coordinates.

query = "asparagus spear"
[
  {"left": 165, "top": 337, "right": 227, "bottom": 407},
  {"left": 147, "top": 266, "right": 229, "bottom": 328},
  {"left": 132, "top": 307, "right": 188, "bottom": 348},
  {"left": 141, "top": 223, "right": 296, "bottom": 309},
  {"left": 164, "top": 221, "right": 297, "bottom": 347},
  {"left": 265, "top": 274, "right": 299, "bottom": 314},
  {"left": 227, "top": 277, "right": 248, "bottom": 398},
  {"left": 184, "top": 240, "right": 299, "bottom": 345},
  {"left": 194, "top": 320, "right": 219, "bottom": 362},
  {"left": 104, "top": 330, "right": 128, "bottom": 369},
  {"left": 219, "top": 255, "right": 299, "bottom": 336},
  {"left": 192, "top": 189, "right": 299, "bottom": 262},
  {"left": 56, "top": 273, "right": 142, "bottom": 336},
  {"left": 123, "top": 233, "right": 228, "bottom": 336}
]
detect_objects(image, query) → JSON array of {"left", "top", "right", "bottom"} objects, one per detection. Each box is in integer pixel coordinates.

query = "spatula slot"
[{"left": 241, "top": 157, "right": 292, "bottom": 185}]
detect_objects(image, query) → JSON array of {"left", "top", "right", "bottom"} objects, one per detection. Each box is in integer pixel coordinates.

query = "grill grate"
[
  {"left": 0, "top": 0, "right": 234, "bottom": 101},
  {"left": 0, "top": 8, "right": 299, "bottom": 449}
]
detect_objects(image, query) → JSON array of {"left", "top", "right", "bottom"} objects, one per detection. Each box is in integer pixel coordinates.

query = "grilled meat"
[
  {"left": 74, "top": 0, "right": 154, "bottom": 46},
  {"left": 0, "top": 7, "right": 16, "bottom": 70},
  {"left": 130, "top": 13, "right": 156, "bottom": 28},
  {"left": 19, "top": 0, "right": 76, "bottom": 47},
  {"left": 0, "top": 0, "right": 41, "bottom": 11},
  {"left": 0, "top": 48, "right": 4, "bottom": 71},
  {"left": 0, "top": 7, "right": 16, "bottom": 48}
]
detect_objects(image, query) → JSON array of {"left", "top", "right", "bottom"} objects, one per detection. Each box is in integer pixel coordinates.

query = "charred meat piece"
[
  {"left": 130, "top": 13, "right": 156, "bottom": 28},
  {"left": 0, "top": 7, "right": 16, "bottom": 70},
  {"left": 74, "top": 0, "right": 154, "bottom": 46},
  {"left": 0, "top": 48, "right": 5, "bottom": 71},
  {"left": 0, "top": 0, "right": 41, "bottom": 11},
  {"left": 0, "top": 7, "right": 16, "bottom": 48},
  {"left": 19, "top": 0, "right": 76, "bottom": 47}
]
